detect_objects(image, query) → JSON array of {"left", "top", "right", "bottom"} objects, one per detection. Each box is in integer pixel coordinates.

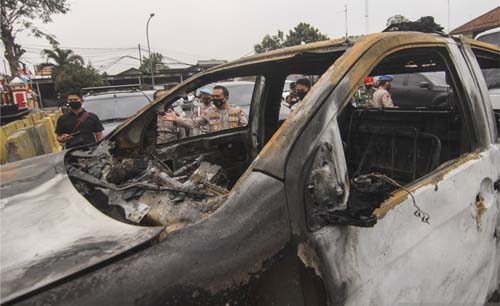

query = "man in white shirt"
[{"left": 372, "top": 75, "right": 394, "bottom": 108}]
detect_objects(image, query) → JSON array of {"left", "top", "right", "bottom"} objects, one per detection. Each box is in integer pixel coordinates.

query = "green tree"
[
  {"left": 58, "top": 63, "right": 107, "bottom": 96},
  {"left": 254, "top": 30, "right": 285, "bottom": 53},
  {"left": 386, "top": 14, "right": 410, "bottom": 26},
  {"left": 254, "top": 23, "right": 329, "bottom": 53},
  {"left": 283, "top": 23, "right": 329, "bottom": 47},
  {"left": 41, "top": 46, "right": 85, "bottom": 92},
  {"left": 0, "top": 0, "right": 70, "bottom": 76},
  {"left": 140, "top": 52, "right": 167, "bottom": 73}
]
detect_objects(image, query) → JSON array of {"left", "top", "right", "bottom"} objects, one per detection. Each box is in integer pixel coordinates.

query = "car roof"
[
  {"left": 206, "top": 32, "right": 452, "bottom": 73},
  {"left": 84, "top": 91, "right": 153, "bottom": 102},
  {"left": 475, "top": 27, "right": 500, "bottom": 39},
  {"left": 214, "top": 81, "right": 255, "bottom": 87}
]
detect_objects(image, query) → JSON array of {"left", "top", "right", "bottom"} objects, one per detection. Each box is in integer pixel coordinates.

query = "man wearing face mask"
[
  {"left": 164, "top": 85, "right": 247, "bottom": 133},
  {"left": 190, "top": 87, "right": 213, "bottom": 135},
  {"left": 287, "top": 78, "right": 311, "bottom": 110},
  {"left": 55, "top": 92, "right": 104, "bottom": 149}
]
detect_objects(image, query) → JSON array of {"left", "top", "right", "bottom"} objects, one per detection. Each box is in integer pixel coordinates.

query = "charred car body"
[{"left": 1, "top": 32, "right": 500, "bottom": 305}]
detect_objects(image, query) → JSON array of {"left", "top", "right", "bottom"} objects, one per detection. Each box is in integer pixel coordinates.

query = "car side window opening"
[
  {"left": 155, "top": 77, "right": 258, "bottom": 145},
  {"left": 308, "top": 47, "right": 476, "bottom": 229},
  {"left": 470, "top": 47, "right": 500, "bottom": 137}
]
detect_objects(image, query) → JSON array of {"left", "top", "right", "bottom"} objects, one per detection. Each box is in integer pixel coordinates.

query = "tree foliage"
[
  {"left": 254, "top": 30, "right": 285, "bottom": 53},
  {"left": 41, "top": 46, "right": 85, "bottom": 92},
  {"left": 58, "top": 64, "right": 107, "bottom": 96},
  {"left": 254, "top": 23, "right": 329, "bottom": 53},
  {"left": 42, "top": 47, "right": 84, "bottom": 67},
  {"left": 386, "top": 14, "right": 410, "bottom": 26},
  {"left": 140, "top": 52, "right": 167, "bottom": 73},
  {"left": 40, "top": 45, "right": 106, "bottom": 95},
  {"left": 0, "top": 0, "right": 70, "bottom": 75},
  {"left": 283, "top": 23, "right": 329, "bottom": 47}
]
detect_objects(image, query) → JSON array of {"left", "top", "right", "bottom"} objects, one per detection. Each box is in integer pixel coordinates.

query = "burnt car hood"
[{"left": 0, "top": 152, "right": 164, "bottom": 303}]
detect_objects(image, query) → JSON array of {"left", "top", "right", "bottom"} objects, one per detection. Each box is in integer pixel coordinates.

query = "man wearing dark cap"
[{"left": 372, "top": 75, "right": 394, "bottom": 108}]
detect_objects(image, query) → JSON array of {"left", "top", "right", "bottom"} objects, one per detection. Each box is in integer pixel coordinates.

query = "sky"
[{"left": 1, "top": 0, "right": 498, "bottom": 75}]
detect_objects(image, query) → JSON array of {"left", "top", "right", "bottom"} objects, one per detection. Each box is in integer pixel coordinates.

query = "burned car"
[{"left": 1, "top": 32, "right": 500, "bottom": 306}]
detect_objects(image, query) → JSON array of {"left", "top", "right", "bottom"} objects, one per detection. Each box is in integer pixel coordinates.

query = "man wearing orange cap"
[{"left": 354, "top": 76, "right": 376, "bottom": 107}]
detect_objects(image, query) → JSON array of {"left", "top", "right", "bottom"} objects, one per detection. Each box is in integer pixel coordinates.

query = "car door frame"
[{"left": 283, "top": 34, "right": 500, "bottom": 305}]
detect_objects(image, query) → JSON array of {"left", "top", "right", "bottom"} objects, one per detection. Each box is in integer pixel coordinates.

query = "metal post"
[
  {"left": 35, "top": 81, "right": 43, "bottom": 108},
  {"left": 146, "top": 13, "right": 155, "bottom": 88},
  {"left": 364, "top": 0, "right": 369, "bottom": 34},
  {"left": 345, "top": 4, "right": 348, "bottom": 38},
  {"left": 138, "top": 43, "right": 143, "bottom": 85},
  {"left": 447, "top": 0, "right": 450, "bottom": 33}
]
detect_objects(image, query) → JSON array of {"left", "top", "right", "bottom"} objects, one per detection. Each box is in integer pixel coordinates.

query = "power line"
[{"left": 22, "top": 43, "right": 137, "bottom": 51}]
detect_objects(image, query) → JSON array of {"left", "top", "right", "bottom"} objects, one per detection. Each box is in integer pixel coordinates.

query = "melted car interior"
[{"left": 307, "top": 47, "right": 477, "bottom": 229}]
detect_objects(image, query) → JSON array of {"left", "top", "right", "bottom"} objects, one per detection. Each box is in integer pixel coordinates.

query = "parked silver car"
[{"left": 83, "top": 90, "right": 155, "bottom": 135}]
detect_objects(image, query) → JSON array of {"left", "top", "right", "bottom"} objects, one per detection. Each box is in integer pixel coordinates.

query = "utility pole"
[
  {"left": 138, "top": 43, "right": 143, "bottom": 85},
  {"left": 447, "top": 0, "right": 451, "bottom": 33},
  {"left": 364, "top": 0, "right": 369, "bottom": 34},
  {"left": 344, "top": 4, "right": 348, "bottom": 39},
  {"left": 146, "top": 13, "right": 155, "bottom": 88}
]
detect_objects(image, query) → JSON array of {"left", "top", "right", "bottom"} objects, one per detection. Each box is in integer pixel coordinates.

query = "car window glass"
[
  {"left": 476, "top": 31, "right": 500, "bottom": 45},
  {"left": 390, "top": 74, "right": 405, "bottom": 86},
  {"left": 407, "top": 73, "right": 426, "bottom": 85},
  {"left": 84, "top": 94, "right": 150, "bottom": 121},
  {"left": 471, "top": 48, "right": 500, "bottom": 90}
]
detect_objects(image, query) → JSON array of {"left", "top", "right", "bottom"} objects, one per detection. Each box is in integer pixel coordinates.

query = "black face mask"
[
  {"left": 68, "top": 101, "right": 82, "bottom": 110},
  {"left": 296, "top": 91, "right": 307, "bottom": 100},
  {"left": 212, "top": 98, "right": 224, "bottom": 108}
]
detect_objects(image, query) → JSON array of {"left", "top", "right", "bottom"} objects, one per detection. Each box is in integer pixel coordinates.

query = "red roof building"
[{"left": 450, "top": 6, "right": 500, "bottom": 37}]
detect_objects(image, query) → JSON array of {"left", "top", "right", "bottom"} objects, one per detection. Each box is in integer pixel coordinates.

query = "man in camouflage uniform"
[
  {"left": 155, "top": 89, "right": 186, "bottom": 144},
  {"left": 164, "top": 85, "right": 247, "bottom": 134},
  {"left": 354, "top": 76, "right": 376, "bottom": 107},
  {"left": 190, "top": 87, "right": 213, "bottom": 135}
]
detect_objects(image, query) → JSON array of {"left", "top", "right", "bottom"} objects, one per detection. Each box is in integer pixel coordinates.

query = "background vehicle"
[
  {"left": 387, "top": 71, "right": 450, "bottom": 108},
  {"left": 83, "top": 90, "right": 154, "bottom": 135},
  {"left": 476, "top": 27, "right": 500, "bottom": 45}
]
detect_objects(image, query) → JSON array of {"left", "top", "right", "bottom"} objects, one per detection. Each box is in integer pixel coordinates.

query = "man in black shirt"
[{"left": 55, "top": 92, "right": 104, "bottom": 149}]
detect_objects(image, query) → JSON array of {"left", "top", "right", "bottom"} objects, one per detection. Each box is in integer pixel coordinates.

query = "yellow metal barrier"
[
  {"left": 6, "top": 129, "right": 37, "bottom": 163},
  {"left": 0, "top": 110, "right": 63, "bottom": 164}
]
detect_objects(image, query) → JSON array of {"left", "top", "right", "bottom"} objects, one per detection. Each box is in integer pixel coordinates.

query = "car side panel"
[{"left": 14, "top": 172, "right": 295, "bottom": 306}]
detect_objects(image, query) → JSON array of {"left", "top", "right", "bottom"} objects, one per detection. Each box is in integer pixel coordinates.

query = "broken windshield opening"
[{"left": 67, "top": 48, "right": 347, "bottom": 236}]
